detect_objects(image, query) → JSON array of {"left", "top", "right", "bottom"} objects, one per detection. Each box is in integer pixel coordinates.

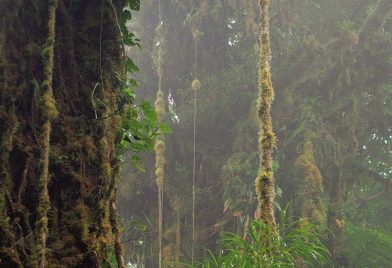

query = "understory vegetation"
[{"left": 189, "top": 215, "right": 331, "bottom": 268}]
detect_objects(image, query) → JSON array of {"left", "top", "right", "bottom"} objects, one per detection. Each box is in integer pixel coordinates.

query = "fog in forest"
[
  {"left": 0, "top": 0, "right": 391, "bottom": 268},
  {"left": 117, "top": 1, "right": 392, "bottom": 267}
]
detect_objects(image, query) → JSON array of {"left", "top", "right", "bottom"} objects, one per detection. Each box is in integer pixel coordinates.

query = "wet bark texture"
[{"left": 0, "top": 0, "right": 124, "bottom": 266}]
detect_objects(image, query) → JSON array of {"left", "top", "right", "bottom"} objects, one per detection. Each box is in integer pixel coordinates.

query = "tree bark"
[{"left": 0, "top": 0, "right": 124, "bottom": 266}]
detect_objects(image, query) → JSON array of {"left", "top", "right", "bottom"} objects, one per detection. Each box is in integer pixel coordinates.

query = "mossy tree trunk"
[
  {"left": 0, "top": 0, "right": 125, "bottom": 267},
  {"left": 295, "top": 134, "right": 324, "bottom": 224},
  {"left": 254, "top": 0, "right": 277, "bottom": 228}
]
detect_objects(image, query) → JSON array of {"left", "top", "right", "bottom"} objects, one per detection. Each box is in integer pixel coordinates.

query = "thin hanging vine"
[
  {"left": 191, "top": 15, "right": 202, "bottom": 264},
  {"left": 154, "top": 1, "right": 166, "bottom": 267}
]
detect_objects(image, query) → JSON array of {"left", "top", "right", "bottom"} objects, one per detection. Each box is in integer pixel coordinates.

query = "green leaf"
[
  {"left": 121, "top": 10, "right": 132, "bottom": 21},
  {"left": 125, "top": 58, "right": 139, "bottom": 73},
  {"left": 127, "top": 0, "right": 140, "bottom": 10},
  {"left": 129, "top": 79, "right": 139, "bottom": 87},
  {"left": 140, "top": 100, "right": 157, "bottom": 124},
  {"left": 130, "top": 142, "right": 145, "bottom": 152},
  {"left": 123, "top": 87, "right": 135, "bottom": 100},
  {"left": 121, "top": 10, "right": 132, "bottom": 31},
  {"left": 131, "top": 155, "right": 145, "bottom": 172},
  {"left": 159, "top": 122, "right": 172, "bottom": 134}
]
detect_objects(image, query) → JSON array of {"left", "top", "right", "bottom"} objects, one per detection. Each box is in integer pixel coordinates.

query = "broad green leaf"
[{"left": 125, "top": 58, "right": 140, "bottom": 73}]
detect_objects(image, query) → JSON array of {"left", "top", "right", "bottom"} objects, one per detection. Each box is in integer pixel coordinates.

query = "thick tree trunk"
[{"left": 0, "top": 0, "right": 124, "bottom": 267}]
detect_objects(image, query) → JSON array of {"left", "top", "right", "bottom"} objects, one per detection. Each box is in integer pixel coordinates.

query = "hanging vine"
[
  {"left": 37, "top": 1, "right": 59, "bottom": 267},
  {"left": 190, "top": 8, "right": 203, "bottom": 263},
  {"left": 154, "top": 1, "right": 166, "bottom": 267}
]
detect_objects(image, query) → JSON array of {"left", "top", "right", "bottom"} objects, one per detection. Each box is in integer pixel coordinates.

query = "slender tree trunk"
[
  {"left": 254, "top": 0, "right": 277, "bottom": 228},
  {"left": 0, "top": 1, "right": 124, "bottom": 266}
]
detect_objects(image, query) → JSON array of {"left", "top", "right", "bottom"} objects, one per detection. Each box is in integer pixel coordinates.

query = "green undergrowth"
[
  {"left": 184, "top": 212, "right": 331, "bottom": 268},
  {"left": 343, "top": 223, "right": 392, "bottom": 268}
]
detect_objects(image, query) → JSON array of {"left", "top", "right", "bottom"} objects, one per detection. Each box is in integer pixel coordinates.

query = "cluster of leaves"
[
  {"left": 188, "top": 212, "right": 330, "bottom": 268},
  {"left": 117, "top": 91, "right": 170, "bottom": 171},
  {"left": 116, "top": 0, "right": 171, "bottom": 171},
  {"left": 121, "top": 0, "right": 141, "bottom": 73}
]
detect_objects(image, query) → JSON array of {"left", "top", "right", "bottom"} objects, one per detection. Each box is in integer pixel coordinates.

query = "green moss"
[
  {"left": 295, "top": 140, "right": 325, "bottom": 223},
  {"left": 75, "top": 202, "right": 91, "bottom": 242},
  {"left": 154, "top": 140, "right": 165, "bottom": 151},
  {"left": 254, "top": 0, "right": 277, "bottom": 228},
  {"left": 84, "top": 136, "right": 98, "bottom": 159},
  {"left": 41, "top": 91, "right": 58, "bottom": 119},
  {"left": 155, "top": 156, "right": 165, "bottom": 167},
  {"left": 192, "top": 79, "right": 201, "bottom": 92},
  {"left": 36, "top": 1, "right": 59, "bottom": 266},
  {"left": 155, "top": 167, "right": 164, "bottom": 180}
]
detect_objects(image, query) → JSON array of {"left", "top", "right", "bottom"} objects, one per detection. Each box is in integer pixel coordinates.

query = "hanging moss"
[
  {"left": 190, "top": 0, "right": 208, "bottom": 41},
  {"left": 154, "top": 5, "right": 166, "bottom": 267},
  {"left": 154, "top": 85, "right": 166, "bottom": 185},
  {"left": 41, "top": 91, "right": 59, "bottom": 120},
  {"left": 155, "top": 92, "right": 165, "bottom": 118},
  {"left": 191, "top": 79, "right": 201, "bottom": 92},
  {"left": 295, "top": 137, "right": 325, "bottom": 224}
]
